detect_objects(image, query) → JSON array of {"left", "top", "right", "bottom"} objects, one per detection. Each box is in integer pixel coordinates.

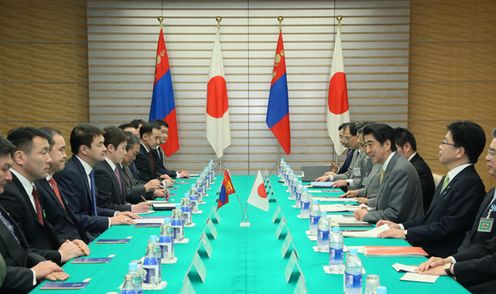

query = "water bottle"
[
  {"left": 171, "top": 208, "right": 184, "bottom": 241},
  {"left": 121, "top": 274, "right": 137, "bottom": 294},
  {"left": 142, "top": 244, "right": 160, "bottom": 287},
  {"left": 158, "top": 223, "right": 174, "bottom": 262},
  {"left": 181, "top": 198, "right": 192, "bottom": 226},
  {"left": 309, "top": 200, "right": 321, "bottom": 234},
  {"left": 295, "top": 182, "right": 303, "bottom": 208},
  {"left": 289, "top": 173, "right": 298, "bottom": 199},
  {"left": 329, "top": 227, "right": 344, "bottom": 273},
  {"left": 188, "top": 191, "right": 198, "bottom": 213},
  {"left": 317, "top": 212, "right": 329, "bottom": 250},
  {"left": 148, "top": 235, "right": 162, "bottom": 281},
  {"left": 128, "top": 262, "right": 143, "bottom": 294},
  {"left": 300, "top": 189, "right": 311, "bottom": 218},
  {"left": 344, "top": 248, "right": 363, "bottom": 294}
]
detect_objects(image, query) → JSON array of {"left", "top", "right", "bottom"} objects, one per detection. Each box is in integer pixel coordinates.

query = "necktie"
[
  {"left": 380, "top": 169, "right": 385, "bottom": 184},
  {"left": 89, "top": 170, "right": 98, "bottom": 216},
  {"left": 31, "top": 187, "right": 44, "bottom": 225},
  {"left": 440, "top": 175, "right": 450, "bottom": 192},
  {"left": 114, "top": 166, "right": 123, "bottom": 194},
  {"left": 148, "top": 151, "right": 157, "bottom": 176},
  {"left": 0, "top": 210, "right": 20, "bottom": 245},
  {"left": 48, "top": 178, "right": 65, "bottom": 209}
]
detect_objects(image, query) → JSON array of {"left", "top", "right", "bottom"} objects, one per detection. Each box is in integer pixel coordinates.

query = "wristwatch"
[{"left": 444, "top": 263, "right": 455, "bottom": 278}]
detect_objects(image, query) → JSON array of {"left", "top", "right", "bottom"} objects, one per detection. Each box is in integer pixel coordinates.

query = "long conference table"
[{"left": 31, "top": 175, "right": 468, "bottom": 293}]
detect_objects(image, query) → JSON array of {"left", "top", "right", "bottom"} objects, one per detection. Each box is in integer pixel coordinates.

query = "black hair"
[
  {"left": 394, "top": 127, "right": 417, "bottom": 151},
  {"left": 152, "top": 119, "right": 169, "bottom": 129},
  {"left": 0, "top": 136, "right": 15, "bottom": 157},
  {"left": 70, "top": 123, "right": 104, "bottom": 155},
  {"left": 129, "top": 119, "right": 146, "bottom": 129},
  {"left": 492, "top": 128, "right": 496, "bottom": 139},
  {"left": 103, "top": 126, "right": 128, "bottom": 148},
  {"left": 124, "top": 132, "right": 141, "bottom": 151},
  {"left": 139, "top": 122, "right": 160, "bottom": 138},
  {"left": 338, "top": 122, "right": 350, "bottom": 131},
  {"left": 118, "top": 123, "right": 133, "bottom": 130},
  {"left": 363, "top": 123, "right": 397, "bottom": 151},
  {"left": 39, "top": 127, "right": 62, "bottom": 147},
  {"left": 447, "top": 121, "right": 486, "bottom": 164},
  {"left": 7, "top": 127, "right": 52, "bottom": 153}
]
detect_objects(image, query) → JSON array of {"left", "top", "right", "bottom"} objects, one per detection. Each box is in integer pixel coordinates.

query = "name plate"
[
  {"left": 192, "top": 251, "right": 207, "bottom": 282},
  {"left": 294, "top": 275, "right": 308, "bottom": 294},
  {"left": 211, "top": 209, "right": 222, "bottom": 224},
  {"left": 281, "top": 232, "right": 293, "bottom": 257},
  {"left": 200, "top": 233, "right": 213, "bottom": 258},
  {"left": 205, "top": 218, "right": 218, "bottom": 239},
  {"left": 180, "top": 276, "right": 196, "bottom": 294},
  {"left": 275, "top": 217, "right": 287, "bottom": 239},
  {"left": 285, "top": 251, "right": 299, "bottom": 283},
  {"left": 272, "top": 206, "right": 282, "bottom": 223}
]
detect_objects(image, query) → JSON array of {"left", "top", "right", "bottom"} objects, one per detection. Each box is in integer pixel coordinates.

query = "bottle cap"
[
  {"left": 377, "top": 286, "right": 387, "bottom": 294},
  {"left": 349, "top": 248, "right": 358, "bottom": 255},
  {"left": 332, "top": 227, "right": 341, "bottom": 232},
  {"left": 128, "top": 262, "right": 138, "bottom": 271}
]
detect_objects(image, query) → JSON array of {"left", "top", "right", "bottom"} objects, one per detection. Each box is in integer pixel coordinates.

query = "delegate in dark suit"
[
  {"left": 410, "top": 153, "right": 436, "bottom": 212},
  {"left": 0, "top": 205, "right": 54, "bottom": 293},
  {"left": 35, "top": 178, "right": 90, "bottom": 243},
  {"left": 459, "top": 188, "right": 496, "bottom": 251},
  {"left": 94, "top": 160, "right": 131, "bottom": 212},
  {"left": 121, "top": 164, "right": 154, "bottom": 204},
  {"left": 451, "top": 235, "right": 496, "bottom": 293},
  {"left": 363, "top": 153, "right": 424, "bottom": 223},
  {"left": 0, "top": 175, "right": 61, "bottom": 262},
  {"left": 134, "top": 144, "right": 158, "bottom": 183},
  {"left": 55, "top": 156, "right": 115, "bottom": 234},
  {"left": 153, "top": 147, "right": 176, "bottom": 178},
  {"left": 403, "top": 165, "right": 485, "bottom": 257}
]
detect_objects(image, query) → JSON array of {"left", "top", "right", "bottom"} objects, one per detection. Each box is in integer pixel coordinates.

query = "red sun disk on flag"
[
  {"left": 328, "top": 72, "right": 350, "bottom": 115},
  {"left": 257, "top": 183, "right": 267, "bottom": 198},
  {"left": 206, "top": 76, "right": 229, "bottom": 118}
]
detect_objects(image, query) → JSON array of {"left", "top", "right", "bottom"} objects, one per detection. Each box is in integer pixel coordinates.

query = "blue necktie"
[
  {"left": 89, "top": 170, "right": 98, "bottom": 216},
  {"left": 0, "top": 210, "right": 20, "bottom": 245}
]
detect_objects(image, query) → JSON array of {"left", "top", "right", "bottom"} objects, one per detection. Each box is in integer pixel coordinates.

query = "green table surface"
[{"left": 30, "top": 175, "right": 468, "bottom": 293}]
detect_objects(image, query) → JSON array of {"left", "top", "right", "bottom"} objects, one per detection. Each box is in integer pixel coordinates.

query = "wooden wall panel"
[
  {"left": 409, "top": 0, "right": 496, "bottom": 188},
  {"left": 0, "top": 0, "right": 89, "bottom": 139}
]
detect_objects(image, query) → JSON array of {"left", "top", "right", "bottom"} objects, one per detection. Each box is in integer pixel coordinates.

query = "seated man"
[
  {"left": 354, "top": 123, "right": 423, "bottom": 223},
  {"left": 152, "top": 120, "right": 189, "bottom": 179},
  {"left": 0, "top": 136, "right": 69, "bottom": 293},
  {"left": 121, "top": 132, "right": 165, "bottom": 204},
  {"left": 55, "top": 124, "right": 137, "bottom": 235},
  {"left": 2, "top": 128, "right": 88, "bottom": 264},
  {"left": 36, "top": 128, "right": 92, "bottom": 243},
  {"left": 378, "top": 121, "right": 486, "bottom": 257},
  {"left": 94, "top": 126, "right": 150, "bottom": 212},
  {"left": 394, "top": 127, "right": 436, "bottom": 212}
]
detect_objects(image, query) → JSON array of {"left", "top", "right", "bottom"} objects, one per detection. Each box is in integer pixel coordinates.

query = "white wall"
[{"left": 87, "top": 0, "right": 409, "bottom": 174}]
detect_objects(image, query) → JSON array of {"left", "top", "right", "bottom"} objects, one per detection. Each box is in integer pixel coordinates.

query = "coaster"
[{"left": 161, "top": 257, "right": 178, "bottom": 264}]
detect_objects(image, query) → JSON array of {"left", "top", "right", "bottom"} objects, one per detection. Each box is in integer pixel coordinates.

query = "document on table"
[
  {"left": 365, "top": 246, "right": 428, "bottom": 256},
  {"left": 329, "top": 215, "right": 371, "bottom": 227},
  {"left": 393, "top": 263, "right": 419, "bottom": 273},
  {"left": 152, "top": 203, "right": 178, "bottom": 210},
  {"left": 310, "top": 182, "right": 333, "bottom": 188},
  {"left": 134, "top": 218, "right": 165, "bottom": 225},
  {"left": 313, "top": 197, "right": 357, "bottom": 203},
  {"left": 342, "top": 224, "right": 389, "bottom": 238},
  {"left": 319, "top": 204, "right": 358, "bottom": 212},
  {"left": 400, "top": 272, "right": 439, "bottom": 283}
]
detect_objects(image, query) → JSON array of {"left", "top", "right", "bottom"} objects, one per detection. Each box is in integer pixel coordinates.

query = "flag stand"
[{"left": 235, "top": 195, "right": 251, "bottom": 227}]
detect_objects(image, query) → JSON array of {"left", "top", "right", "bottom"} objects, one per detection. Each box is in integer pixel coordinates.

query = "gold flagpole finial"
[
  {"left": 336, "top": 15, "right": 343, "bottom": 28},
  {"left": 277, "top": 16, "right": 284, "bottom": 32},
  {"left": 216, "top": 16, "right": 222, "bottom": 30},
  {"left": 158, "top": 16, "right": 164, "bottom": 28}
]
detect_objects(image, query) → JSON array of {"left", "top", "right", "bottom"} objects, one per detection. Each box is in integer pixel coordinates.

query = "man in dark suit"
[
  {"left": 394, "top": 127, "right": 436, "bottom": 212},
  {"left": 121, "top": 132, "right": 163, "bottom": 204},
  {"left": 94, "top": 127, "right": 150, "bottom": 212},
  {"left": 55, "top": 124, "right": 138, "bottom": 235},
  {"left": 0, "top": 135, "right": 69, "bottom": 293},
  {"left": 152, "top": 120, "right": 189, "bottom": 179},
  {"left": 378, "top": 121, "right": 487, "bottom": 257},
  {"left": 134, "top": 122, "right": 162, "bottom": 183},
  {"left": 1, "top": 128, "right": 88, "bottom": 263},
  {"left": 354, "top": 123, "right": 424, "bottom": 223},
  {"left": 36, "top": 128, "right": 91, "bottom": 243},
  {"left": 458, "top": 128, "right": 496, "bottom": 251}
]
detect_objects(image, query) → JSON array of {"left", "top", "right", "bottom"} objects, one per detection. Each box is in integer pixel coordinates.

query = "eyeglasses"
[{"left": 441, "top": 140, "right": 458, "bottom": 147}]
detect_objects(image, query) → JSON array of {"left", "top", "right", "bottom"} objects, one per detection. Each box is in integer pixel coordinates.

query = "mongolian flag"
[{"left": 217, "top": 169, "right": 235, "bottom": 209}]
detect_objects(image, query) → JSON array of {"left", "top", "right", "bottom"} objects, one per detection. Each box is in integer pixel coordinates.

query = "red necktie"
[
  {"left": 31, "top": 188, "right": 44, "bottom": 225},
  {"left": 48, "top": 178, "right": 65, "bottom": 209},
  {"left": 148, "top": 151, "right": 157, "bottom": 175}
]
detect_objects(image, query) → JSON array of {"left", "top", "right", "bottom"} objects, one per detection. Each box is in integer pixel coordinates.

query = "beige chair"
[{"left": 432, "top": 173, "right": 443, "bottom": 189}]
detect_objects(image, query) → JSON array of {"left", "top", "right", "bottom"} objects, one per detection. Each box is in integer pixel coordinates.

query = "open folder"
[
  {"left": 364, "top": 246, "right": 428, "bottom": 256},
  {"left": 342, "top": 224, "right": 390, "bottom": 238}
]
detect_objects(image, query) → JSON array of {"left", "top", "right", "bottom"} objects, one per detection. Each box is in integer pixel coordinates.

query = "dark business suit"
[
  {"left": 452, "top": 235, "right": 496, "bottom": 293},
  {"left": 55, "top": 156, "right": 115, "bottom": 234},
  {"left": 0, "top": 175, "right": 61, "bottom": 258},
  {"left": 363, "top": 153, "right": 424, "bottom": 223},
  {"left": 94, "top": 160, "right": 131, "bottom": 212},
  {"left": 135, "top": 144, "right": 158, "bottom": 183},
  {"left": 459, "top": 188, "right": 496, "bottom": 251},
  {"left": 153, "top": 147, "right": 177, "bottom": 178},
  {"left": 403, "top": 165, "right": 485, "bottom": 257},
  {"left": 410, "top": 153, "right": 436, "bottom": 212},
  {"left": 337, "top": 148, "right": 354, "bottom": 174},
  {"left": 121, "top": 164, "right": 154, "bottom": 204},
  {"left": 35, "top": 178, "right": 90, "bottom": 243}
]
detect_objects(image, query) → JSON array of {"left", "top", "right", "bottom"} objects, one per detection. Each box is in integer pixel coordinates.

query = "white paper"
[
  {"left": 310, "top": 182, "right": 333, "bottom": 188},
  {"left": 329, "top": 215, "right": 370, "bottom": 226},
  {"left": 308, "top": 190, "right": 323, "bottom": 193},
  {"left": 152, "top": 203, "right": 178, "bottom": 209},
  {"left": 313, "top": 197, "right": 357, "bottom": 203},
  {"left": 342, "top": 224, "right": 390, "bottom": 238},
  {"left": 392, "top": 263, "right": 419, "bottom": 273},
  {"left": 134, "top": 218, "right": 165, "bottom": 225},
  {"left": 400, "top": 272, "right": 439, "bottom": 283},
  {"left": 319, "top": 204, "right": 358, "bottom": 212}
]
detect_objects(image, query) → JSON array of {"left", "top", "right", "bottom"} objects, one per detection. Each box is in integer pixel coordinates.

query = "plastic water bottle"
[
  {"left": 181, "top": 198, "right": 192, "bottom": 226},
  {"left": 121, "top": 274, "right": 137, "bottom": 294},
  {"left": 309, "top": 200, "right": 321, "bottom": 234},
  {"left": 344, "top": 248, "right": 363, "bottom": 294},
  {"left": 295, "top": 182, "right": 303, "bottom": 208},
  {"left": 300, "top": 189, "right": 311, "bottom": 218},
  {"left": 329, "top": 227, "right": 344, "bottom": 273},
  {"left": 148, "top": 235, "right": 162, "bottom": 280},
  {"left": 317, "top": 212, "right": 329, "bottom": 250},
  {"left": 128, "top": 262, "right": 143, "bottom": 294},
  {"left": 158, "top": 223, "right": 174, "bottom": 262},
  {"left": 188, "top": 192, "right": 198, "bottom": 213},
  {"left": 142, "top": 244, "right": 160, "bottom": 287},
  {"left": 171, "top": 208, "right": 184, "bottom": 241}
]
